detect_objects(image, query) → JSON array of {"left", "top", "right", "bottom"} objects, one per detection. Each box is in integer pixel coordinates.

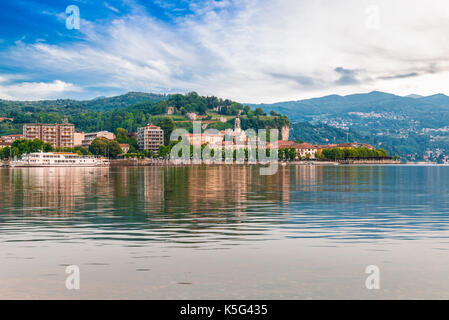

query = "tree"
[
  {"left": 278, "top": 148, "right": 284, "bottom": 160},
  {"left": 254, "top": 107, "right": 266, "bottom": 116},
  {"left": 157, "top": 117, "right": 175, "bottom": 145},
  {"left": 88, "top": 138, "right": 123, "bottom": 158},
  {"left": 287, "top": 147, "right": 297, "bottom": 160},
  {"left": 179, "top": 107, "right": 186, "bottom": 115},
  {"left": 115, "top": 127, "right": 138, "bottom": 152},
  {"left": 158, "top": 145, "right": 170, "bottom": 158},
  {"left": 0, "top": 146, "right": 11, "bottom": 159},
  {"left": 115, "top": 128, "right": 129, "bottom": 143},
  {"left": 321, "top": 147, "right": 389, "bottom": 160},
  {"left": 10, "top": 139, "right": 54, "bottom": 157},
  {"left": 377, "top": 148, "right": 388, "bottom": 157}
]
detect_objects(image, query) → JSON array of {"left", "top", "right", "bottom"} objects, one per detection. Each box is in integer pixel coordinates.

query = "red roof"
[
  {"left": 296, "top": 142, "right": 315, "bottom": 149},
  {"left": 276, "top": 141, "right": 315, "bottom": 149},
  {"left": 277, "top": 140, "right": 299, "bottom": 148},
  {"left": 314, "top": 143, "right": 375, "bottom": 149}
]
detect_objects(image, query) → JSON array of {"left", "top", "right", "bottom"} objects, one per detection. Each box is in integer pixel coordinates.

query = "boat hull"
[{"left": 10, "top": 163, "right": 109, "bottom": 167}]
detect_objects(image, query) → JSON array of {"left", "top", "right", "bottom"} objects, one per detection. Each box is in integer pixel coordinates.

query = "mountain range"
[{"left": 251, "top": 91, "right": 449, "bottom": 162}]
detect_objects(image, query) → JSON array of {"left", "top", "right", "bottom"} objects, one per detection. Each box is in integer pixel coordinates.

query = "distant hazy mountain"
[
  {"left": 405, "top": 94, "right": 423, "bottom": 99},
  {"left": 252, "top": 91, "right": 449, "bottom": 161}
]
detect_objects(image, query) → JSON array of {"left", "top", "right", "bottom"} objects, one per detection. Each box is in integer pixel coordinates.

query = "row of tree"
[
  {"left": 320, "top": 147, "right": 389, "bottom": 160},
  {"left": 0, "top": 139, "right": 54, "bottom": 159}
]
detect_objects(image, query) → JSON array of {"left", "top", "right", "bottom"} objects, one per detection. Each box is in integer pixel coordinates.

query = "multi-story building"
[
  {"left": 81, "top": 131, "right": 116, "bottom": 147},
  {"left": 74, "top": 132, "right": 85, "bottom": 147},
  {"left": 184, "top": 133, "right": 223, "bottom": 147},
  {"left": 23, "top": 123, "right": 74, "bottom": 148},
  {"left": 277, "top": 141, "right": 317, "bottom": 159},
  {"left": 137, "top": 124, "right": 164, "bottom": 152},
  {"left": 0, "top": 134, "right": 23, "bottom": 144}
]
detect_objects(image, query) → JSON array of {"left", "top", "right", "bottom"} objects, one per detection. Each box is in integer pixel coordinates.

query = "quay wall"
[{"left": 338, "top": 159, "right": 399, "bottom": 165}]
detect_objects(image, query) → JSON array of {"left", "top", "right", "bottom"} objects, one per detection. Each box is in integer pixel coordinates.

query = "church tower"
[{"left": 235, "top": 117, "right": 241, "bottom": 133}]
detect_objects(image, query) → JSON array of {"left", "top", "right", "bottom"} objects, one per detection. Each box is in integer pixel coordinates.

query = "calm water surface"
[{"left": 1, "top": 165, "right": 449, "bottom": 299}]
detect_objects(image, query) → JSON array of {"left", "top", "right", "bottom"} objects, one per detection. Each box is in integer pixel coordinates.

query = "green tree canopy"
[{"left": 88, "top": 138, "right": 123, "bottom": 158}]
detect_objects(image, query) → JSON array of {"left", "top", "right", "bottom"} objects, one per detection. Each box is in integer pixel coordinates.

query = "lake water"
[{"left": 1, "top": 165, "right": 449, "bottom": 299}]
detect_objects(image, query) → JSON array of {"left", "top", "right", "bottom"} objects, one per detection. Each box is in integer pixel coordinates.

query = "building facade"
[
  {"left": 23, "top": 123, "right": 74, "bottom": 148},
  {"left": 295, "top": 143, "right": 317, "bottom": 158},
  {"left": 81, "top": 131, "right": 115, "bottom": 147},
  {"left": 74, "top": 132, "right": 85, "bottom": 147},
  {"left": 137, "top": 124, "right": 164, "bottom": 152},
  {"left": 277, "top": 141, "right": 317, "bottom": 159},
  {"left": 0, "top": 134, "right": 23, "bottom": 144}
]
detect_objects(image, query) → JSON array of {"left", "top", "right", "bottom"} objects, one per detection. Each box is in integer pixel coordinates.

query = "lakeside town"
[{"left": 0, "top": 116, "right": 395, "bottom": 167}]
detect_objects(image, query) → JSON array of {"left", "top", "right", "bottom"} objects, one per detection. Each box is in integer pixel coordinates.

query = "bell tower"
[{"left": 235, "top": 117, "right": 241, "bottom": 133}]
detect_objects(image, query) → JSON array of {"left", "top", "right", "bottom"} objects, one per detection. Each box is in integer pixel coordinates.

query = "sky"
[{"left": 1, "top": 0, "right": 449, "bottom": 103}]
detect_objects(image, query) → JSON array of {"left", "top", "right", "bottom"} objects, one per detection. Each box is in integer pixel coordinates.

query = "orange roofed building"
[{"left": 271, "top": 140, "right": 318, "bottom": 159}]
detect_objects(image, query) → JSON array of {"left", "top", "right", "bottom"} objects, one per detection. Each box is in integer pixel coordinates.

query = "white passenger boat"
[{"left": 10, "top": 152, "right": 110, "bottom": 167}]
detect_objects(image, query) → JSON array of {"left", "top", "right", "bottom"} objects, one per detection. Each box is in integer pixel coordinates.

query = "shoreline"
[
  {"left": 1, "top": 158, "right": 400, "bottom": 167},
  {"left": 109, "top": 158, "right": 400, "bottom": 166}
]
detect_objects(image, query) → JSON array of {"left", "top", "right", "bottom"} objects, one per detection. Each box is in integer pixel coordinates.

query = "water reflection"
[{"left": 1, "top": 165, "right": 449, "bottom": 246}]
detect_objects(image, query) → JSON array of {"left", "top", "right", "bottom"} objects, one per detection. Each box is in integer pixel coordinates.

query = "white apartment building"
[{"left": 137, "top": 124, "right": 164, "bottom": 152}]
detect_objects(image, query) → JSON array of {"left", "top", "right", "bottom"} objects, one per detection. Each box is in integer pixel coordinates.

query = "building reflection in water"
[
  {"left": 0, "top": 167, "right": 110, "bottom": 215},
  {"left": 0, "top": 165, "right": 326, "bottom": 216},
  {"left": 0, "top": 165, "right": 407, "bottom": 244},
  {"left": 1, "top": 165, "right": 390, "bottom": 219}
]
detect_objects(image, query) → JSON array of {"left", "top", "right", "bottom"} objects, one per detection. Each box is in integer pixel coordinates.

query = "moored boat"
[{"left": 10, "top": 152, "right": 110, "bottom": 167}]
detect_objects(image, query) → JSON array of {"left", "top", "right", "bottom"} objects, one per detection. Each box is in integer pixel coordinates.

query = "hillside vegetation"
[
  {"left": 252, "top": 91, "right": 449, "bottom": 162},
  {"left": 0, "top": 92, "right": 289, "bottom": 137}
]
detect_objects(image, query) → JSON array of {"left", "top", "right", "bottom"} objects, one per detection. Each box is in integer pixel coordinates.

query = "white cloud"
[
  {"left": 104, "top": 2, "right": 120, "bottom": 13},
  {"left": 0, "top": 79, "right": 81, "bottom": 100},
  {"left": 4, "top": 0, "right": 449, "bottom": 102}
]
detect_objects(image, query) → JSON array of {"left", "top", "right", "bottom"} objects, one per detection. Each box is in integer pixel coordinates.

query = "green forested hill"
[
  {"left": 0, "top": 92, "right": 289, "bottom": 136},
  {"left": 290, "top": 122, "right": 367, "bottom": 144},
  {"left": 252, "top": 91, "right": 449, "bottom": 162}
]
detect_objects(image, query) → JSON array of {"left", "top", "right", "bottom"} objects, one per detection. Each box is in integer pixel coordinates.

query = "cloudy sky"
[{"left": 1, "top": 0, "right": 449, "bottom": 102}]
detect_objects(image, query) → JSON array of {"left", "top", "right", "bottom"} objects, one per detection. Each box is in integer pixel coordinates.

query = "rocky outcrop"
[{"left": 281, "top": 125, "right": 290, "bottom": 141}]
